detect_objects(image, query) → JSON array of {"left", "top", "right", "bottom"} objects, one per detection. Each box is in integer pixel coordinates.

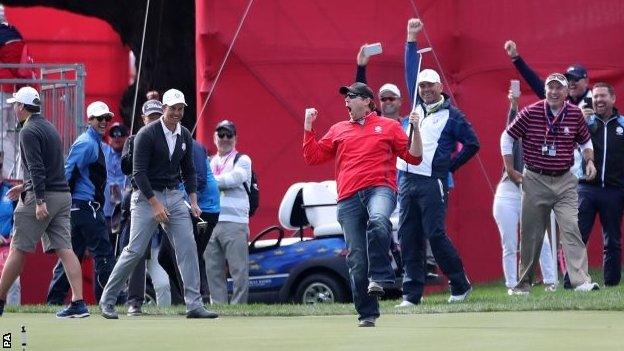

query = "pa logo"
[
  {"left": 2, "top": 333, "right": 11, "bottom": 348},
  {"left": 616, "top": 126, "right": 623, "bottom": 135},
  {"left": 374, "top": 125, "right": 382, "bottom": 133}
]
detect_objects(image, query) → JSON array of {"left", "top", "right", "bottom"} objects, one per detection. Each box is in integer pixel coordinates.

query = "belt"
[
  {"left": 526, "top": 166, "right": 568, "bottom": 177},
  {"left": 152, "top": 185, "right": 179, "bottom": 192}
]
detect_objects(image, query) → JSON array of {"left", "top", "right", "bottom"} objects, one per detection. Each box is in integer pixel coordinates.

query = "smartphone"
[
  {"left": 583, "top": 96, "right": 593, "bottom": 109},
  {"left": 510, "top": 79, "right": 520, "bottom": 98},
  {"left": 363, "top": 43, "right": 383, "bottom": 57}
]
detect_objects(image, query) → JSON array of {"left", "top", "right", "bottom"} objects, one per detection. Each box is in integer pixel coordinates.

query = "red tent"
[{"left": 195, "top": 0, "right": 624, "bottom": 283}]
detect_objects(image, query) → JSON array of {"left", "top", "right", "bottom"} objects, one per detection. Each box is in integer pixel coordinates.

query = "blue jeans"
[
  {"left": 337, "top": 186, "right": 396, "bottom": 321},
  {"left": 398, "top": 172, "right": 470, "bottom": 303}
]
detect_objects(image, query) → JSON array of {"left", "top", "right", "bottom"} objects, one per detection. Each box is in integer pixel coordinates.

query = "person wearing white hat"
[
  {"left": 46, "top": 101, "right": 116, "bottom": 306},
  {"left": 99, "top": 89, "right": 217, "bottom": 319},
  {"left": 0, "top": 86, "right": 89, "bottom": 318},
  {"left": 396, "top": 65, "right": 479, "bottom": 307}
]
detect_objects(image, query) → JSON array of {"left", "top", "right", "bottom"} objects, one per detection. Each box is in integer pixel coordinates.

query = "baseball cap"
[
  {"left": 379, "top": 83, "right": 401, "bottom": 98},
  {"left": 87, "top": 101, "right": 114, "bottom": 118},
  {"left": 565, "top": 65, "right": 588, "bottom": 80},
  {"left": 162, "top": 88, "right": 187, "bottom": 106},
  {"left": 215, "top": 120, "right": 236, "bottom": 135},
  {"left": 339, "top": 82, "right": 374, "bottom": 99},
  {"left": 545, "top": 73, "right": 568, "bottom": 87},
  {"left": 7, "top": 86, "right": 41, "bottom": 106},
  {"left": 108, "top": 122, "right": 129, "bottom": 138},
  {"left": 142, "top": 99, "right": 164, "bottom": 116},
  {"left": 418, "top": 69, "right": 441, "bottom": 84}
]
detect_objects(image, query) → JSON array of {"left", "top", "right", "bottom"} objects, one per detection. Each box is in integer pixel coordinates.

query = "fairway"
[{"left": 1, "top": 311, "right": 623, "bottom": 351}]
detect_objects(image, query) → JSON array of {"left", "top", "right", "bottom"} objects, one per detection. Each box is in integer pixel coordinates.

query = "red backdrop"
[{"left": 196, "top": 0, "right": 624, "bottom": 284}]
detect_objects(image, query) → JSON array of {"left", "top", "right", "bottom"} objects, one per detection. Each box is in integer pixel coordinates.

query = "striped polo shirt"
[{"left": 507, "top": 100, "right": 590, "bottom": 172}]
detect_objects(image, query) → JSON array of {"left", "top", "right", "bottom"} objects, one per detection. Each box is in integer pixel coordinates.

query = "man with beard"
[{"left": 577, "top": 82, "right": 624, "bottom": 287}]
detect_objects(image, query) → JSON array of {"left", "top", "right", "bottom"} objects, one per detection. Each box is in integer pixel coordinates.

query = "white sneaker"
[
  {"left": 544, "top": 284, "right": 557, "bottom": 292},
  {"left": 448, "top": 287, "right": 472, "bottom": 303},
  {"left": 394, "top": 300, "right": 417, "bottom": 308},
  {"left": 507, "top": 288, "right": 529, "bottom": 296},
  {"left": 574, "top": 282, "right": 599, "bottom": 292}
]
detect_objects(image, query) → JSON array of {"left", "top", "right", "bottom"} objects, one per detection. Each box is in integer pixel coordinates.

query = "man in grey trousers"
[{"left": 99, "top": 89, "right": 217, "bottom": 319}]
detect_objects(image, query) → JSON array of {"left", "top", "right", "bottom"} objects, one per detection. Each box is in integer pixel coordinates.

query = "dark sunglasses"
[
  {"left": 380, "top": 97, "right": 397, "bottom": 102},
  {"left": 90, "top": 115, "right": 113, "bottom": 122},
  {"left": 217, "top": 131, "right": 234, "bottom": 139},
  {"left": 345, "top": 92, "right": 362, "bottom": 99}
]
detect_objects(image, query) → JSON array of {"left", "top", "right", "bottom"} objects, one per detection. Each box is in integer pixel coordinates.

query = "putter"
[{"left": 408, "top": 47, "right": 433, "bottom": 145}]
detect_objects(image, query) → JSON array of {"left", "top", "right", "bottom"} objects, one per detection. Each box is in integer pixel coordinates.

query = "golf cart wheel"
[{"left": 295, "top": 273, "right": 346, "bottom": 304}]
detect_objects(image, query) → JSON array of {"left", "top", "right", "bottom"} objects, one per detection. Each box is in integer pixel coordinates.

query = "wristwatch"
[{"left": 36, "top": 198, "right": 45, "bottom": 205}]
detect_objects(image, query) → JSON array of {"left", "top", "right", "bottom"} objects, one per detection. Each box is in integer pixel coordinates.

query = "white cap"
[
  {"left": 379, "top": 83, "right": 401, "bottom": 98},
  {"left": 162, "top": 89, "right": 187, "bottom": 106},
  {"left": 545, "top": 73, "right": 568, "bottom": 87},
  {"left": 418, "top": 69, "right": 441, "bottom": 84},
  {"left": 87, "top": 101, "right": 114, "bottom": 118},
  {"left": 7, "top": 86, "right": 40, "bottom": 106}
]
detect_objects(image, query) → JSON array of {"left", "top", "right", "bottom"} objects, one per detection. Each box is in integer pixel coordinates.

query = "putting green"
[{"left": 1, "top": 311, "right": 622, "bottom": 350}]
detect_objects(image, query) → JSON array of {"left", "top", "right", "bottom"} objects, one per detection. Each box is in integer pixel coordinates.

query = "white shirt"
[{"left": 160, "top": 118, "right": 181, "bottom": 159}]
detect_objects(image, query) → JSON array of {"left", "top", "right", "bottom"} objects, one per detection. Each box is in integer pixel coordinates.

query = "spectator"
[
  {"left": 0, "top": 5, "right": 33, "bottom": 93},
  {"left": 492, "top": 88, "right": 556, "bottom": 290},
  {"left": 46, "top": 101, "right": 116, "bottom": 305},
  {"left": 396, "top": 67, "right": 478, "bottom": 307},
  {"left": 303, "top": 82, "right": 422, "bottom": 327},
  {"left": 0, "top": 6, "right": 34, "bottom": 180},
  {"left": 99, "top": 89, "right": 217, "bottom": 319},
  {"left": 0, "top": 86, "right": 87, "bottom": 318},
  {"left": 206, "top": 120, "right": 251, "bottom": 305},
  {"left": 119, "top": 99, "right": 171, "bottom": 315},
  {"left": 577, "top": 82, "right": 624, "bottom": 286},
  {"left": 504, "top": 40, "right": 591, "bottom": 179},
  {"left": 501, "top": 73, "right": 598, "bottom": 294},
  {"left": 103, "top": 122, "right": 129, "bottom": 238},
  {"left": 0, "top": 151, "right": 19, "bottom": 305}
]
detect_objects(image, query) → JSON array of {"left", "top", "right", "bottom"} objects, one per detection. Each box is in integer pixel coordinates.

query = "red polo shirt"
[{"left": 303, "top": 112, "right": 422, "bottom": 201}]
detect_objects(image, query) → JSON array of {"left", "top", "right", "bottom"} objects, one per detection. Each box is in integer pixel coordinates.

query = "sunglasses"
[
  {"left": 90, "top": 115, "right": 113, "bottom": 122},
  {"left": 217, "top": 131, "right": 234, "bottom": 139},
  {"left": 380, "top": 97, "right": 397, "bottom": 102},
  {"left": 345, "top": 93, "right": 362, "bottom": 99}
]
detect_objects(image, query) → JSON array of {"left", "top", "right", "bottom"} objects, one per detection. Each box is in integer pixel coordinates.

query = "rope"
[
  {"left": 191, "top": 0, "right": 255, "bottom": 135},
  {"left": 130, "top": 0, "right": 151, "bottom": 135},
  {"left": 409, "top": 0, "right": 495, "bottom": 195}
]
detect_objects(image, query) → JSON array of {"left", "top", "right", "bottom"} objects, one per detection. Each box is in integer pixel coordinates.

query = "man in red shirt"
[{"left": 303, "top": 82, "right": 422, "bottom": 327}]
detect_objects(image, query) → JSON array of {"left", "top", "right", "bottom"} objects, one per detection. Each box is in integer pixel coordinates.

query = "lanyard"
[
  {"left": 543, "top": 101, "right": 567, "bottom": 138},
  {"left": 214, "top": 150, "right": 236, "bottom": 176}
]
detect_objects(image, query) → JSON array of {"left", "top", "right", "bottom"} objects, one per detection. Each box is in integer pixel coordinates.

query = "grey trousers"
[
  {"left": 517, "top": 169, "right": 591, "bottom": 289},
  {"left": 100, "top": 189, "right": 202, "bottom": 311},
  {"left": 205, "top": 221, "right": 249, "bottom": 304}
]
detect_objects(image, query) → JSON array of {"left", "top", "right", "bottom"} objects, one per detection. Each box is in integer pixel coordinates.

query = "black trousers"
[{"left": 158, "top": 212, "right": 219, "bottom": 302}]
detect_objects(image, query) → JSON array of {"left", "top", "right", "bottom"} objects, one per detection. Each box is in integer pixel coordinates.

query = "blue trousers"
[
  {"left": 47, "top": 200, "right": 115, "bottom": 304},
  {"left": 337, "top": 186, "right": 396, "bottom": 321},
  {"left": 398, "top": 172, "right": 470, "bottom": 303}
]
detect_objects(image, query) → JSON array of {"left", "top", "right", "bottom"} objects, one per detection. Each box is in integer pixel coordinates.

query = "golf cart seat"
[
  {"left": 302, "top": 181, "right": 342, "bottom": 237},
  {"left": 278, "top": 182, "right": 308, "bottom": 230}
]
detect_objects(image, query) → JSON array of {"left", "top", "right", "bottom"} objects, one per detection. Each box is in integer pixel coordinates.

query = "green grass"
[
  {"left": 1, "top": 280, "right": 623, "bottom": 350},
  {"left": 1, "top": 311, "right": 623, "bottom": 351},
  {"left": 6, "top": 279, "right": 624, "bottom": 316}
]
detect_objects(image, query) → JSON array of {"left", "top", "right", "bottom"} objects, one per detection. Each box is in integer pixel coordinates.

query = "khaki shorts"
[{"left": 10, "top": 191, "right": 72, "bottom": 253}]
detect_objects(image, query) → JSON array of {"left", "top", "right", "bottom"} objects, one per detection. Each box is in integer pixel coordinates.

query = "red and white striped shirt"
[{"left": 507, "top": 100, "right": 590, "bottom": 172}]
